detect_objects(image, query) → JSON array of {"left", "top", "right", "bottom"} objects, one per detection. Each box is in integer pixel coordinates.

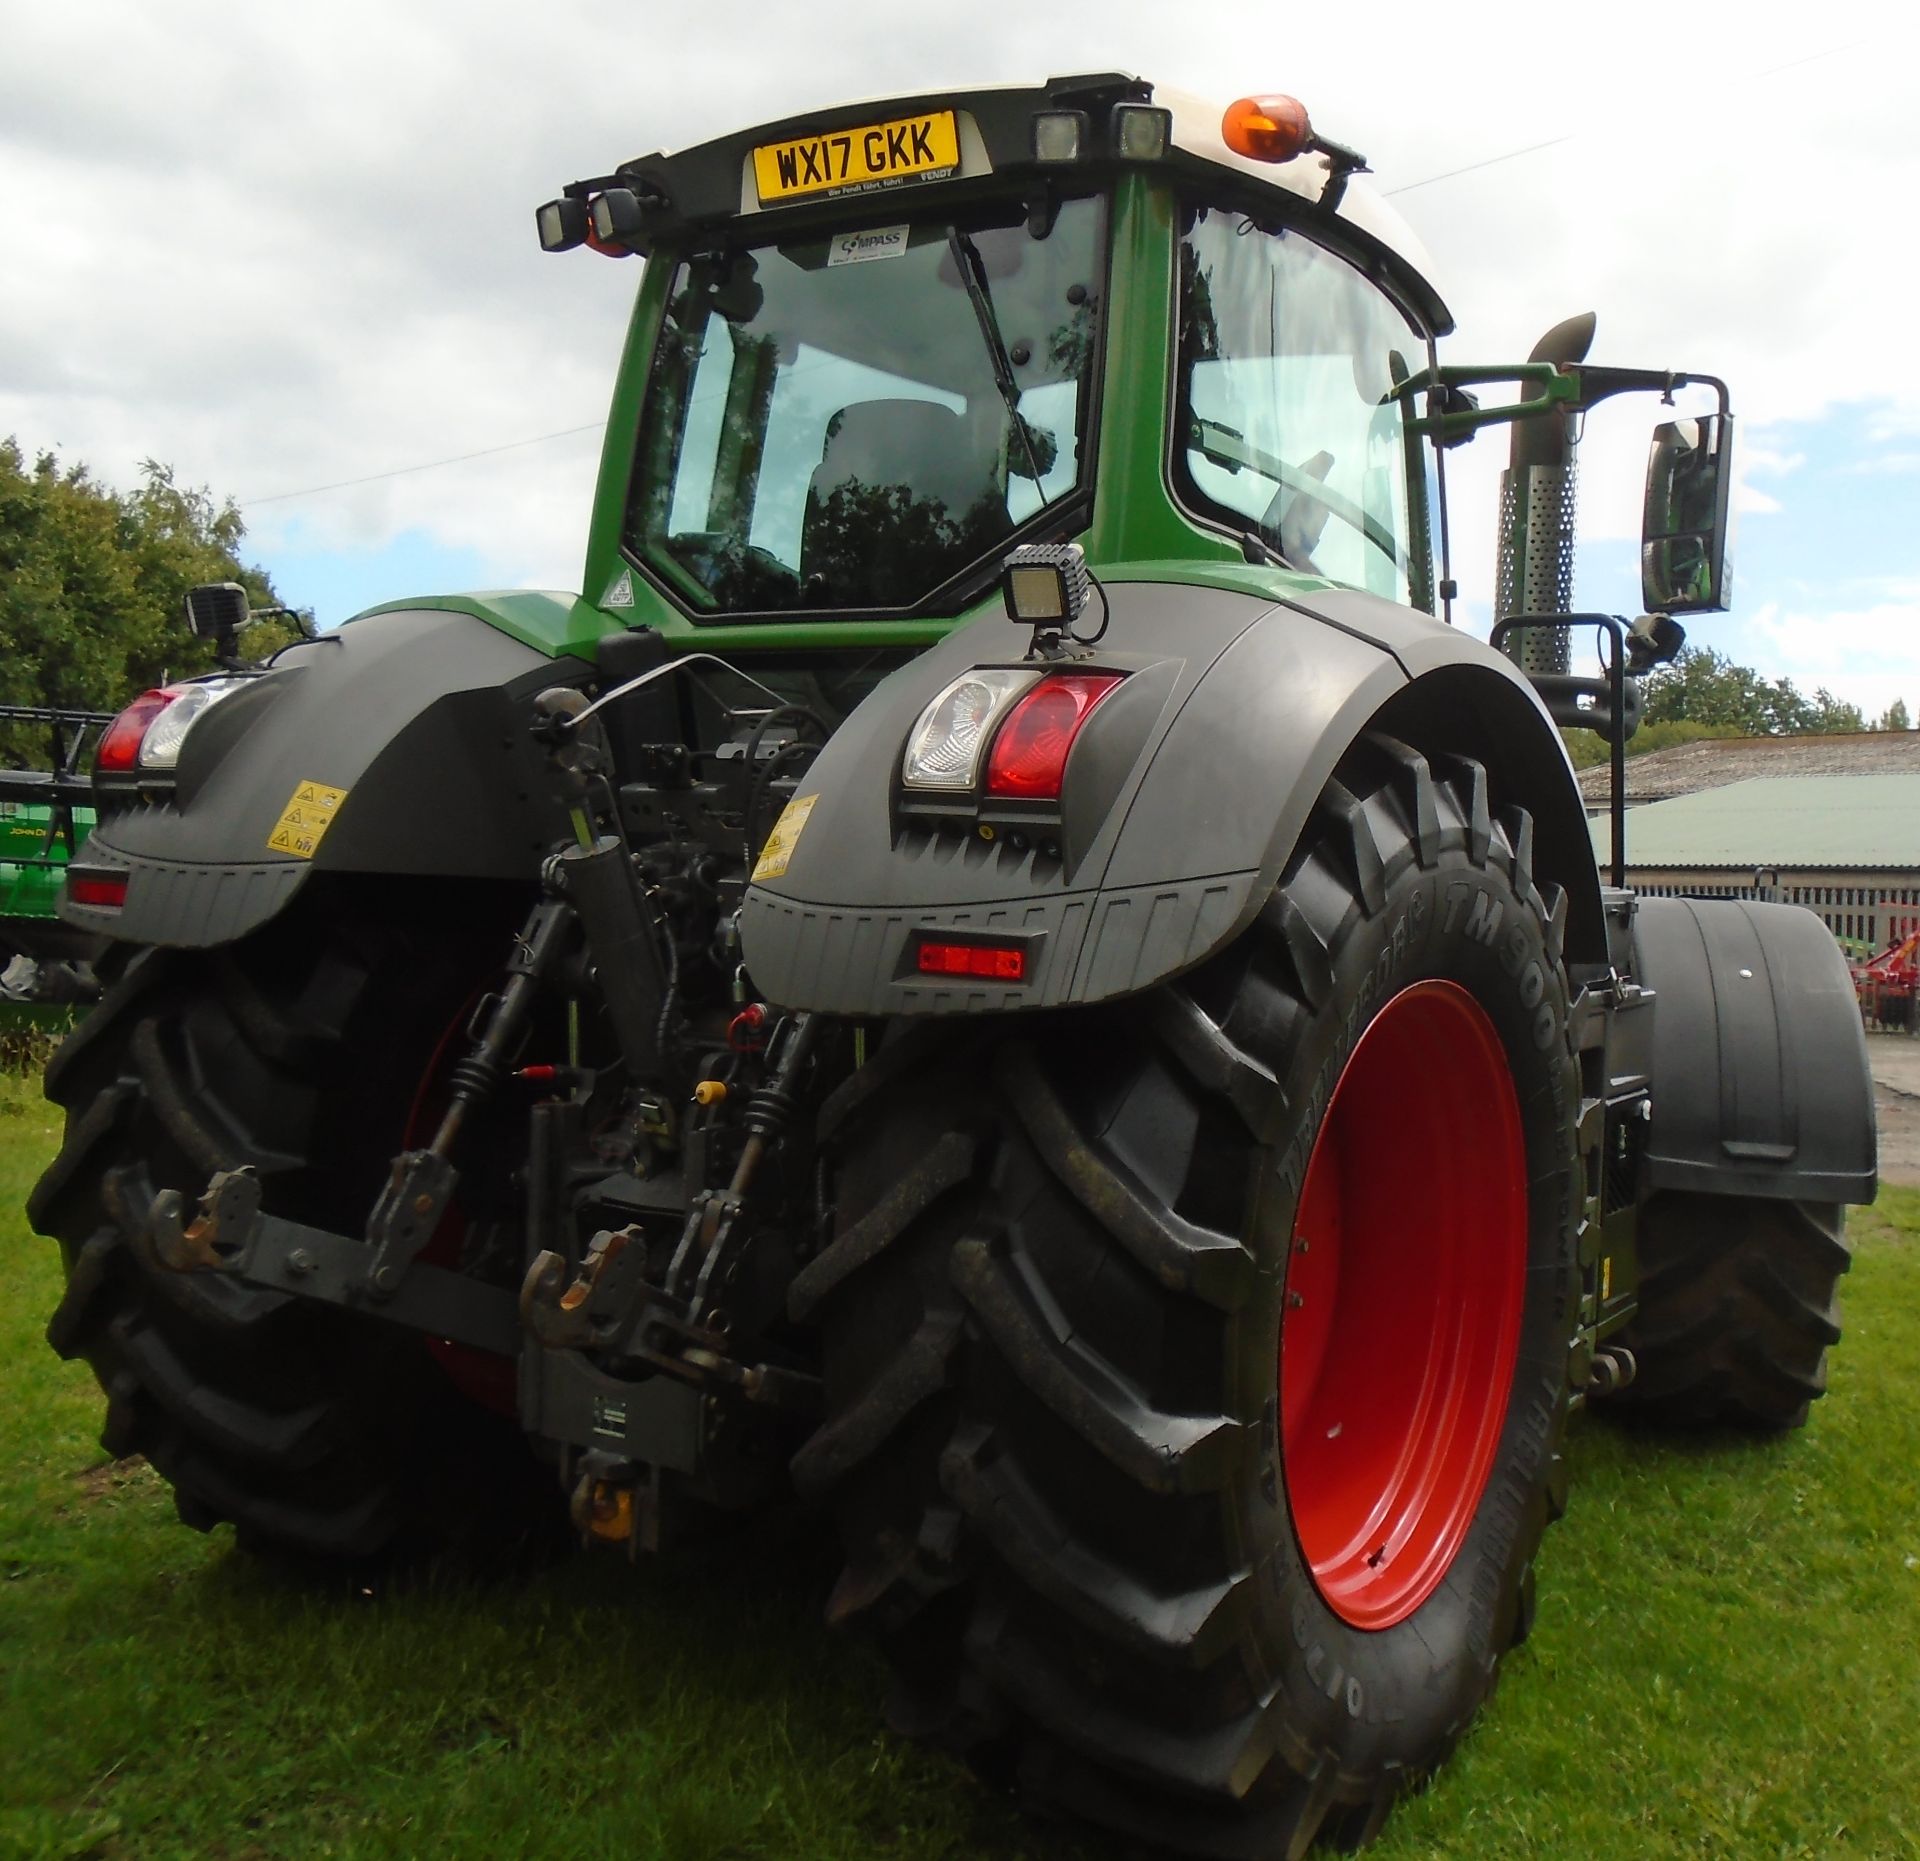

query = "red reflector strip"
[
  {"left": 67, "top": 874, "right": 128, "bottom": 909},
  {"left": 915, "top": 940, "right": 1027, "bottom": 981}
]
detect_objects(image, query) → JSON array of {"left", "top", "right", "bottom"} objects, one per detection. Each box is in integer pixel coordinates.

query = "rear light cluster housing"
[
  {"left": 889, "top": 664, "right": 1129, "bottom": 995},
  {"left": 95, "top": 676, "right": 254, "bottom": 778},
  {"left": 900, "top": 667, "right": 1123, "bottom": 805}
]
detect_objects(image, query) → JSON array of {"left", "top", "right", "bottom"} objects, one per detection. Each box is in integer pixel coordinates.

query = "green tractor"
[{"left": 33, "top": 76, "right": 1876, "bottom": 1855}]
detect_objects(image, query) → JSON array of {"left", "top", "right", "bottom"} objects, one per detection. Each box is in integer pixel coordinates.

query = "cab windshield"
[{"left": 627, "top": 195, "right": 1105, "bottom": 616}]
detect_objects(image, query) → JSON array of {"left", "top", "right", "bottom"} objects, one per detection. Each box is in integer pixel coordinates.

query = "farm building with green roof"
[{"left": 1587, "top": 765, "right": 1920, "bottom": 952}]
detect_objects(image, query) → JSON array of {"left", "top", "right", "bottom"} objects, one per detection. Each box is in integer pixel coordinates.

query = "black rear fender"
[
  {"left": 64, "top": 609, "right": 584, "bottom": 949},
  {"left": 1631, "top": 896, "right": 1877, "bottom": 1205},
  {"left": 740, "top": 580, "right": 1603, "bottom": 1013}
]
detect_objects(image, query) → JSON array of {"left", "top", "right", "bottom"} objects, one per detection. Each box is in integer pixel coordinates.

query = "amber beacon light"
[{"left": 1222, "top": 94, "right": 1313, "bottom": 163}]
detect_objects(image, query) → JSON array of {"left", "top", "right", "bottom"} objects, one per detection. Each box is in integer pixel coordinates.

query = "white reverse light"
[
  {"left": 137, "top": 677, "right": 255, "bottom": 770},
  {"left": 901, "top": 668, "right": 1039, "bottom": 791}
]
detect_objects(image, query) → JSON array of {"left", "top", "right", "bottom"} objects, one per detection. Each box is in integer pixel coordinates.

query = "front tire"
[
  {"left": 29, "top": 885, "right": 551, "bottom": 1562},
  {"left": 795, "top": 738, "right": 1584, "bottom": 1854},
  {"left": 1599, "top": 1193, "right": 1849, "bottom": 1430}
]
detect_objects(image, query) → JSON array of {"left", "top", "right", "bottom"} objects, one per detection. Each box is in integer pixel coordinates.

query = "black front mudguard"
[
  {"left": 64, "top": 609, "right": 585, "bottom": 949},
  {"left": 1632, "top": 895, "right": 1877, "bottom": 1205},
  {"left": 739, "top": 580, "right": 1602, "bottom": 1014}
]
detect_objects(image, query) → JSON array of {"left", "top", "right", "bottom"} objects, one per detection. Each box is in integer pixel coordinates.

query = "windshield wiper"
[{"left": 947, "top": 228, "right": 1049, "bottom": 497}]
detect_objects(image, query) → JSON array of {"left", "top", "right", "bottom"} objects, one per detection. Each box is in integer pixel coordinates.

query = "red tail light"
[
  {"left": 915, "top": 939, "right": 1027, "bottom": 981},
  {"left": 95, "top": 689, "right": 175, "bottom": 773},
  {"left": 983, "top": 672, "right": 1123, "bottom": 800}
]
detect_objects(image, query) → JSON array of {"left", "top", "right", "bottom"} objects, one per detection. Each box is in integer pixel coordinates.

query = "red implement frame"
[{"left": 1852, "top": 902, "right": 1919, "bottom": 1032}]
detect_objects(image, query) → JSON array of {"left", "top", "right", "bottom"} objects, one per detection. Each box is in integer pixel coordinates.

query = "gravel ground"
[{"left": 1869, "top": 1029, "right": 1920, "bottom": 1190}]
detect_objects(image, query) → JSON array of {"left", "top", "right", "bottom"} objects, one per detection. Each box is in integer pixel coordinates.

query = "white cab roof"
[{"left": 1156, "top": 87, "right": 1445, "bottom": 321}]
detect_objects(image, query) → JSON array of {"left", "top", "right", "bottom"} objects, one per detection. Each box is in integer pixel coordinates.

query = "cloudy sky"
[{"left": 4, "top": 0, "right": 1916, "bottom": 716}]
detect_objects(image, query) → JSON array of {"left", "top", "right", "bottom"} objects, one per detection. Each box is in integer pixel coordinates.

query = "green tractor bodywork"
[{"left": 37, "top": 75, "right": 1876, "bottom": 1858}]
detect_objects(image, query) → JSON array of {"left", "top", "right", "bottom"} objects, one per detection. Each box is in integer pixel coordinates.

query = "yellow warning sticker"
[
  {"left": 266, "top": 780, "right": 349, "bottom": 860},
  {"left": 752, "top": 793, "right": 817, "bottom": 883}
]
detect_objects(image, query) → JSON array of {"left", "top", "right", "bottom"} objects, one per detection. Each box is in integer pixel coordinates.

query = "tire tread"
[
  {"left": 805, "top": 738, "right": 1582, "bottom": 1856},
  {"left": 31, "top": 899, "right": 549, "bottom": 1563},
  {"left": 1603, "top": 1192, "right": 1848, "bottom": 1430}
]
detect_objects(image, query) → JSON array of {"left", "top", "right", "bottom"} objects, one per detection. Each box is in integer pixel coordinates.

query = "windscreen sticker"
[
  {"left": 751, "top": 793, "right": 818, "bottom": 883},
  {"left": 827, "top": 224, "right": 910, "bottom": 267},
  {"left": 267, "top": 780, "right": 348, "bottom": 859}
]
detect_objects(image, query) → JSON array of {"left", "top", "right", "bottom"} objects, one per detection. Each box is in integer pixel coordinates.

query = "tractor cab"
[
  {"left": 541, "top": 76, "right": 1461, "bottom": 642},
  {"left": 535, "top": 73, "right": 1741, "bottom": 936}
]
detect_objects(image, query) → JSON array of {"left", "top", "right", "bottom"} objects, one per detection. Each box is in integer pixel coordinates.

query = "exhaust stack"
[{"left": 1495, "top": 311, "right": 1595, "bottom": 674}]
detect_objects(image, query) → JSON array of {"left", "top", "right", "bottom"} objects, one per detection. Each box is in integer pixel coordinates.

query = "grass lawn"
[{"left": 3, "top": 1067, "right": 1917, "bottom": 1861}]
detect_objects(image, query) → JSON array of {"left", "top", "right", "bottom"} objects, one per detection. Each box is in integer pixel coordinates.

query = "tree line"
[
  {"left": 0, "top": 438, "right": 295, "bottom": 766},
  {"left": 1642, "top": 646, "right": 1907, "bottom": 737},
  {"left": 1555, "top": 644, "right": 1909, "bottom": 769}
]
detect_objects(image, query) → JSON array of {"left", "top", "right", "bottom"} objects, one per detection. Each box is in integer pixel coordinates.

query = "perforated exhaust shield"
[{"left": 1493, "top": 461, "right": 1576, "bottom": 675}]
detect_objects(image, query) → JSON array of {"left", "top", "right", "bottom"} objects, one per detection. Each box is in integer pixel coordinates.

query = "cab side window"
[{"left": 1177, "top": 206, "right": 1438, "bottom": 609}]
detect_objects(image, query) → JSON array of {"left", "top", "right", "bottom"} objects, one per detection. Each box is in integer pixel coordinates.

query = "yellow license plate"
[{"left": 753, "top": 110, "right": 959, "bottom": 205}]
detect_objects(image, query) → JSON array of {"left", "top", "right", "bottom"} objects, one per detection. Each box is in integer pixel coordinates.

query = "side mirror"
[{"left": 1641, "top": 414, "right": 1733, "bottom": 613}]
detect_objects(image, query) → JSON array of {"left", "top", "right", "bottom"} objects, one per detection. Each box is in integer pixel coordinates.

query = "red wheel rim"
[{"left": 1281, "top": 980, "right": 1527, "bottom": 1631}]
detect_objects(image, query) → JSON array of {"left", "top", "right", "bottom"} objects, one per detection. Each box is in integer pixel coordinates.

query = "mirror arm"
[
  {"left": 1563, "top": 367, "right": 1732, "bottom": 419},
  {"left": 1393, "top": 362, "right": 1582, "bottom": 443},
  {"left": 1397, "top": 364, "right": 1732, "bottom": 441}
]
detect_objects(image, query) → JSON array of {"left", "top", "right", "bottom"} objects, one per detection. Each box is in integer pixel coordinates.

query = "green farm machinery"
[
  {"left": 0, "top": 704, "right": 109, "bottom": 1009},
  {"left": 31, "top": 77, "right": 1876, "bottom": 1854}
]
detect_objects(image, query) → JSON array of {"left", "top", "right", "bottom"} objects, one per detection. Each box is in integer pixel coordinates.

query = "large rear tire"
[
  {"left": 1599, "top": 1193, "right": 1849, "bottom": 1430},
  {"left": 29, "top": 884, "right": 553, "bottom": 1563},
  {"left": 794, "top": 738, "right": 1584, "bottom": 1855}
]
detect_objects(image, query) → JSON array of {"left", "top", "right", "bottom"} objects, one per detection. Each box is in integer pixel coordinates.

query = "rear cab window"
[{"left": 626, "top": 194, "right": 1106, "bottom": 618}]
